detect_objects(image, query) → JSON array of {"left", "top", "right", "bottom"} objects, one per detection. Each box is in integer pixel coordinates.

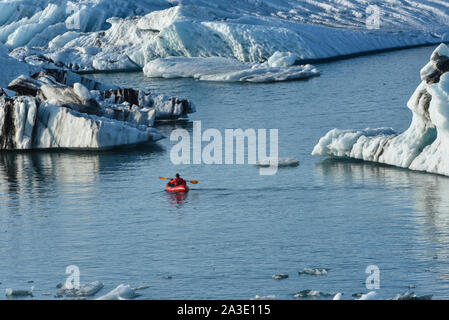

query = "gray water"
[{"left": 2, "top": 46, "right": 449, "bottom": 300}]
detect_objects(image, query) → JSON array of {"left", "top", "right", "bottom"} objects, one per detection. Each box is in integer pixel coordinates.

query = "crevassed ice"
[{"left": 4, "top": 1, "right": 449, "bottom": 73}]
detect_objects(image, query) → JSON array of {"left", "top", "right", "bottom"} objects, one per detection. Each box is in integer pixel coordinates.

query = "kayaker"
[
  {"left": 169, "top": 174, "right": 186, "bottom": 187},
  {"left": 174, "top": 173, "right": 187, "bottom": 186}
]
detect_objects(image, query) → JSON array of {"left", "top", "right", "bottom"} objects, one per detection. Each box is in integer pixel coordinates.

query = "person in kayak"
[{"left": 168, "top": 173, "right": 186, "bottom": 187}]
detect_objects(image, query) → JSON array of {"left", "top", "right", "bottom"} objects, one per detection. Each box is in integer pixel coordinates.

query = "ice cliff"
[
  {"left": 312, "top": 44, "right": 449, "bottom": 176},
  {"left": 0, "top": 51, "right": 195, "bottom": 150},
  {"left": 2, "top": 1, "right": 449, "bottom": 80}
]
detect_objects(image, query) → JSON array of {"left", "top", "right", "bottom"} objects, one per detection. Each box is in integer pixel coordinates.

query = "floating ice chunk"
[
  {"left": 56, "top": 281, "right": 104, "bottom": 297},
  {"left": 391, "top": 291, "right": 432, "bottom": 300},
  {"left": 293, "top": 290, "right": 332, "bottom": 298},
  {"left": 96, "top": 284, "right": 138, "bottom": 300},
  {"left": 256, "top": 157, "right": 299, "bottom": 168},
  {"left": 132, "top": 285, "right": 150, "bottom": 291},
  {"left": 272, "top": 274, "right": 289, "bottom": 280},
  {"left": 298, "top": 268, "right": 328, "bottom": 276},
  {"left": 358, "top": 291, "right": 377, "bottom": 300},
  {"left": 143, "top": 56, "right": 249, "bottom": 79},
  {"left": 250, "top": 295, "right": 276, "bottom": 300},
  {"left": 143, "top": 56, "right": 319, "bottom": 83},
  {"left": 333, "top": 293, "right": 342, "bottom": 300},
  {"left": 5, "top": 286, "right": 34, "bottom": 297},
  {"left": 267, "top": 51, "right": 297, "bottom": 67}
]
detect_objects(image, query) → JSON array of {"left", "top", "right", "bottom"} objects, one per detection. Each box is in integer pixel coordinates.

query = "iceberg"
[
  {"left": 313, "top": 43, "right": 449, "bottom": 177},
  {"left": 4, "top": 1, "right": 449, "bottom": 74},
  {"left": 143, "top": 55, "right": 319, "bottom": 82},
  {"left": 0, "top": 62, "right": 195, "bottom": 150}
]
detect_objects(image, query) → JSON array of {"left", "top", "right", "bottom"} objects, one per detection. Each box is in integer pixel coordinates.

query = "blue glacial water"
[{"left": 2, "top": 45, "right": 449, "bottom": 299}]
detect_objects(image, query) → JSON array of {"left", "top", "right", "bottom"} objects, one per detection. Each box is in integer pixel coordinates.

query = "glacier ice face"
[
  {"left": 0, "top": 94, "right": 162, "bottom": 150},
  {"left": 312, "top": 43, "right": 449, "bottom": 176},
  {"left": 5, "top": 1, "right": 449, "bottom": 73}
]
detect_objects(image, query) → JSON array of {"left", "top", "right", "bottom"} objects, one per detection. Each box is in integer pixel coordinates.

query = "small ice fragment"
[
  {"left": 5, "top": 286, "right": 34, "bottom": 297},
  {"left": 298, "top": 268, "right": 328, "bottom": 276},
  {"left": 250, "top": 295, "right": 276, "bottom": 300},
  {"left": 256, "top": 158, "right": 299, "bottom": 168},
  {"left": 293, "top": 290, "right": 332, "bottom": 298},
  {"left": 333, "top": 293, "right": 342, "bottom": 300},
  {"left": 57, "top": 281, "right": 104, "bottom": 297},
  {"left": 133, "top": 285, "right": 150, "bottom": 291},
  {"left": 272, "top": 274, "right": 289, "bottom": 280},
  {"left": 358, "top": 291, "right": 377, "bottom": 300},
  {"left": 96, "top": 284, "right": 138, "bottom": 300},
  {"left": 391, "top": 291, "right": 432, "bottom": 300}
]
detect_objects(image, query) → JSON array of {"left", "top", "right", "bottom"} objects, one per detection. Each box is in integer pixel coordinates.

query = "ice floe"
[
  {"left": 357, "top": 291, "right": 377, "bottom": 300},
  {"left": 250, "top": 295, "right": 276, "bottom": 300},
  {"left": 256, "top": 157, "right": 300, "bottom": 168},
  {"left": 293, "top": 290, "right": 332, "bottom": 299},
  {"left": 143, "top": 55, "right": 319, "bottom": 83},
  {"left": 313, "top": 43, "right": 449, "bottom": 177},
  {"left": 272, "top": 274, "right": 289, "bottom": 280},
  {"left": 96, "top": 284, "right": 139, "bottom": 300},
  {"left": 298, "top": 268, "right": 328, "bottom": 276},
  {"left": 56, "top": 281, "right": 104, "bottom": 297},
  {"left": 391, "top": 291, "right": 432, "bottom": 300},
  {"left": 5, "top": 286, "right": 34, "bottom": 297}
]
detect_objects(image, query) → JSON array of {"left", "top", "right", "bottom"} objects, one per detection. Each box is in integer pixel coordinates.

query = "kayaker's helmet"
[{"left": 176, "top": 173, "right": 180, "bottom": 178}]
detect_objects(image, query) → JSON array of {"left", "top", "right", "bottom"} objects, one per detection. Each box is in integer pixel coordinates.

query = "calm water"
[{"left": 2, "top": 46, "right": 449, "bottom": 300}]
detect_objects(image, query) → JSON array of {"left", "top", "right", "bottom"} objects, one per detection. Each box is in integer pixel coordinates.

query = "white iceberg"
[
  {"left": 143, "top": 55, "right": 319, "bottom": 83},
  {"left": 1, "top": 69, "right": 197, "bottom": 150},
  {"left": 0, "top": 95, "right": 162, "bottom": 150},
  {"left": 313, "top": 43, "right": 449, "bottom": 177},
  {"left": 5, "top": 1, "right": 449, "bottom": 73}
]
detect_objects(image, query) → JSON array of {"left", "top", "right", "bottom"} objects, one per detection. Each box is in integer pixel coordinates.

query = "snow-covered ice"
[
  {"left": 3, "top": 1, "right": 449, "bottom": 74},
  {"left": 313, "top": 43, "right": 449, "bottom": 177},
  {"left": 143, "top": 54, "right": 319, "bottom": 83}
]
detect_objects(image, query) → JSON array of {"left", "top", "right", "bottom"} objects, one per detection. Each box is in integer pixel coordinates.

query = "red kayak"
[{"left": 165, "top": 183, "right": 189, "bottom": 193}]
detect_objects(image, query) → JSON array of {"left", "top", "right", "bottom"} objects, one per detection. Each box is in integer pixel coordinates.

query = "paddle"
[{"left": 158, "top": 177, "right": 199, "bottom": 184}]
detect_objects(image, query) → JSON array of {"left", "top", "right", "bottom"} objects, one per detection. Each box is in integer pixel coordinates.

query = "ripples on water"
[{"left": 2, "top": 46, "right": 449, "bottom": 299}]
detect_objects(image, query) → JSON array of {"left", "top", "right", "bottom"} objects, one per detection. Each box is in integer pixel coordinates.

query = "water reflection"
[
  {"left": 0, "top": 144, "right": 164, "bottom": 212},
  {"left": 315, "top": 159, "right": 449, "bottom": 268}
]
